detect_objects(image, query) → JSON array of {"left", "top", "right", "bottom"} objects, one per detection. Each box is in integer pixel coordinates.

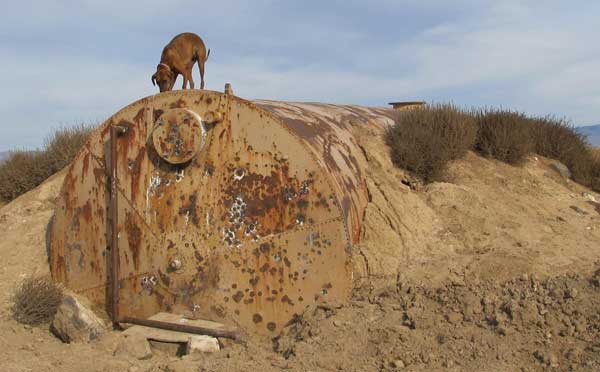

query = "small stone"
[
  {"left": 565, "top": 287, "right": 578, "bottom": 299},
  {"left": 497, "top": 326, "right": 510, "bottom": 336},
  {"left": 186, "top": 335, "right": 220, "bottom": 354},
  {"left": 442, "top": 359, "right": 454, "bottom": 368},
  {"left": 22, "top": 343, "right": 34, "bottom": 351},
  {"left": 570, "top": 206, "right": 588, "bottom": 215},
  {"left": 550, "top": 162, "right": 571, "bottom": 179},
  {"left": 114, "top": 334, "right": 153, "bottom": 360},
  {"left": 420, "top": 352, "right": 431, "bottom": 364},
  {"left": 51, "top": 294, "right": 107, "bottom": 343},
  {"left": 549, "top": 354, "right": 559, "bottom": 368},
  {"left": 566, "top": 347, "right": 582, "bottom": 360},
  {"left": 533, "top": 350, "right": 546, "bottom": 364},
  {"left": 390, "top": 359, "right": 405, "bottom": 369},
  {"left": 217, "top": 337, "right": 235, "bottom": 349},
  {"left": 582, "top": 192, "right": 597, "bottom": 202},
  {"left": 446, "top": 312, "right": 462, "bottom": 324}
]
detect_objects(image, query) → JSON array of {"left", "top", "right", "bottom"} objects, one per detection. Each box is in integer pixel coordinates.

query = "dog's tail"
[{"left": 206, "top": 48, "right": 210, "bottom": 60}]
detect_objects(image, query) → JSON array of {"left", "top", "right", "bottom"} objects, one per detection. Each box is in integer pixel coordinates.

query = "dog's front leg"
[
  {"left": 169, "top": 74, "right": 177, "bottom": 91},
  {"left": 182, "top": 75, "right": 188, "bottom": 90},
  {"left": 188, "top": 73, "right": 195, "bottom": 90}
]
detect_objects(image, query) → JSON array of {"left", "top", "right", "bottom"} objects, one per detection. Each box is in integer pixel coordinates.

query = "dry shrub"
[
  {"left": 45, "top": 125, "right": 94, "bottom": 169},
  {"left": 475, "top": 109, "right": 534, "bottom": 164},
  {"left": 11, "top": 275, "right": 64, "bottom": 326},
  {"left": 530, "top": 116, "right": 596, "bottom": 186},
  {"left": 0, "top": 124, "right": 93, "bottom": 203},
  {"left": 386, "top": 103, "right": 477, "bottom": 182},
  {"left": 588, "top": 148, "right": 600, "bottom": 192}
]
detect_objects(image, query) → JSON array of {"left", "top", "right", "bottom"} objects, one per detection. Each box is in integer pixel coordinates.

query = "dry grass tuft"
[{"left": 10, "top": 275, "right": 64, "bottom": 326}]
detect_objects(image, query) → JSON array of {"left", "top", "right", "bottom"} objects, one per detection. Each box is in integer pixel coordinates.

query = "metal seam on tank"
[
  {"left": 241, "top": 101, "right": 352, "bottom": 247},
  {"left": 245, "top": 99, "right": 352, "bottom": 251},
  {"left": 253, "top": 101, "right": 358, "bottom": 243},
  {"left": 86, "top": 149, "right": 161, "bottom": 242},
  {"left": 266, "top": 101, "right": 355, "bottom": 248},
  {"left": 240, "top": 99, "right": 349, "bottom": 227}
]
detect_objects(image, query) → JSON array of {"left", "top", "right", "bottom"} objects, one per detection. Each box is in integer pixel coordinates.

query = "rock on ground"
[
  {"left": 186, "top": 335, "right": 220, "bottom": 354},
  {"left": 51, "top": 293, "right": 107, "bottom": 343},
  {"left": 550, "top": 161, "right": 571, "bottom": 179},
  {"left": 114, "top": 334, "right": 153, "bottom": 360}
]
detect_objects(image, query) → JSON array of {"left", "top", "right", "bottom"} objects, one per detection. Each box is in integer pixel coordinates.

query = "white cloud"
[{"left": 1, "top": 1, "right": 599, "bottom": 150}]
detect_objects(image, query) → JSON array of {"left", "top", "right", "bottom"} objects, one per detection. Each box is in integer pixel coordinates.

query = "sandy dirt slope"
[{"left": 0, "top": 127, "right": 599, "bottom": 371}]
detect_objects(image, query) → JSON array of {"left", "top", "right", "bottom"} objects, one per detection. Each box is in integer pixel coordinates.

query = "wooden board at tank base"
[{"left": 122, "top": 312, "right": 232, "bottom": 343}]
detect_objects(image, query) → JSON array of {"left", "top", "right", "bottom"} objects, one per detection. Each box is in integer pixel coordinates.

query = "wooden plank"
[{"left": 121, "top": 313, "right": 230, "bottom": 343}]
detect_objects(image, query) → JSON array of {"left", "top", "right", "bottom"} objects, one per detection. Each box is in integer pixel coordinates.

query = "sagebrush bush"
[
  {"left": 588, "top": 148, "right": 600, "bottom": 192},
  {"left": 529, "top": 116, "right": 595, "bottom": 186},
  {"left": 0, "top": 124, "right": 93, "bottom": 203},
  {"left": 386, "top": 103, "right": 477, "bottom": 182},
  {"left": 11, "top": 275, "right": 64, "bottom": 326},
  {"left": 475, "top": 109, "right": 534, "bottom": 164}
]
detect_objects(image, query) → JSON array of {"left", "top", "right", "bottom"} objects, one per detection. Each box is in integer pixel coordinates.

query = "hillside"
[
  {"left": 0, "top": 124, "right": 599, "bottom": 371},
  {"left": 578, "top": 124, "right": 600, "bottom": 147}
]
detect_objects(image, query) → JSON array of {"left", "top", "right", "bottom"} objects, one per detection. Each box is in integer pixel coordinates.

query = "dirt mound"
[
  {"left": 275, "top": 271, "right": 600, "bottom": 371},
  {"left": 0, "top": 124, "right": 599, "bottom": 371},
  {"left": 352, "top": 124, "right": 600, "bottom": 289}
]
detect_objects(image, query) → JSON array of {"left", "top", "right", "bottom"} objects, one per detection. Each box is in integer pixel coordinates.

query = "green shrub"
[
  {"left": 386, "top": 103, "right": 477, "bottom": 182},
  {"left": 475, "top": 109, "right": 534, "bottom": 164},
  {"left": 0, "top": 124, "right": 93, "bottom": 203}
]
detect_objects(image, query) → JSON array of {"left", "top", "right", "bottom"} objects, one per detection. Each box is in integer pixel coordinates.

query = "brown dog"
[{"left": 152, "top": 33, "right": 210, "bottom": 92}]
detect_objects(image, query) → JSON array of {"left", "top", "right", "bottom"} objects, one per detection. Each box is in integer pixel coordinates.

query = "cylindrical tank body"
[{"left": 50, "top": 90, "right": 395, "bottom": 334}]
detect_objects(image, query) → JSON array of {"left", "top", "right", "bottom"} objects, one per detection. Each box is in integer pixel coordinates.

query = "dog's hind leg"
[
  {"left": 188, "top": 67, "right": 195, "bottom": 89},
  {"left": 198, "top": 61, "right": 205, "bottom": 90}
]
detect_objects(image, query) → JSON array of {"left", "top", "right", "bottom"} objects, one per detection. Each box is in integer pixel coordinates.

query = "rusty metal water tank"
[{"left": 50, "top": 90, "right": 395, "bottom": 335}]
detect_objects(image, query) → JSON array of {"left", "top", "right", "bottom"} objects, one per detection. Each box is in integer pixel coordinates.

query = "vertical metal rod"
[{"left": 110, "top": 125, "right": 120, "bottom": 324}]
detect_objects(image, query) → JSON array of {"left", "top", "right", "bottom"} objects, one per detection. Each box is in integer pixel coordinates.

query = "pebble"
[
  {"left": 390, "top": 359, "right": 405, "bottom": 369},
  {"left": 565, "top": 287, "right": 578, "bottom": 299},
  {"left": 446, "top": 312, "right": 462, "bottom": 324},
  {"left": 582, "top": 192, "right": 597, "bottom": 202},
  {"left": 570, "top": 206, "right": 588, "bottom": 215}
]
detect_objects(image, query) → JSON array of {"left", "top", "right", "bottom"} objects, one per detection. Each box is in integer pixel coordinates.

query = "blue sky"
[{"left": 1, "top": 1, "right": 599, "bottom": 151}]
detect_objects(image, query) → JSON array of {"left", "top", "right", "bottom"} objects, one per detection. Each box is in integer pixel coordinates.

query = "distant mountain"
[{"left": 578, "top": 124, "right": 600, "bottom": 147}]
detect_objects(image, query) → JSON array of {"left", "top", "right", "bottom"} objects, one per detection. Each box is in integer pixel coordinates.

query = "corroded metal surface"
[
  {"left": 152, "top": 108, "right": 206, "bottom": 164},
  {"left": 254, "top": 100, "right": 396, "bottom": 244},
  {"left": 50, "top": 90, "right": 395, "bottom": 335}
]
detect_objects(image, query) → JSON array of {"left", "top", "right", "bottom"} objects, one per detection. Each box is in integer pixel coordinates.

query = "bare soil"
[{"left": 0, "top": 127, "right": 599, "bottom": 371}]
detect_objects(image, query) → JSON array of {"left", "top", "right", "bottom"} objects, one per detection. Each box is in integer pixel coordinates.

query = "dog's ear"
[{"left": 151, "top": 73, "right": 157, "bottom": 86}]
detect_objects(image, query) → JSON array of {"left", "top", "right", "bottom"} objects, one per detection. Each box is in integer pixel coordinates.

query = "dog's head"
[{"left": 151, "top": 64, "right": 175, "bottom": 92}]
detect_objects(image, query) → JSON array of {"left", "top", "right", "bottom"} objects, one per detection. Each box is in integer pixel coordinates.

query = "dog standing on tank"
[{"left": 152, "top": 33, "right": 210, "bottom": 92}]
